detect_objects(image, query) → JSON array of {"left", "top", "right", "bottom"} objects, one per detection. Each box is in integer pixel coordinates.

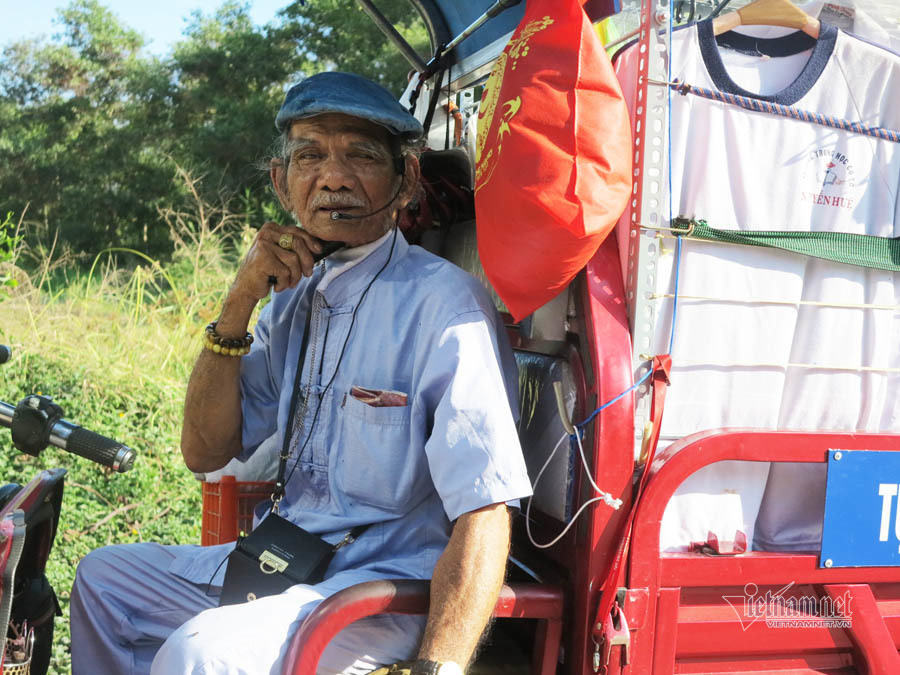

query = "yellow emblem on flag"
[{"left": 475, "top": 15, "right": 554, "bottom": 192}]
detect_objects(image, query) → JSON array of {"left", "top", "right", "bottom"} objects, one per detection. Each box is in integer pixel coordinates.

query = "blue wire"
[
  {"left": 573, "top": 368, "right": 654, "bottom": 436},
  {"left": 668, "top": 236, "right": 682, "bottom": 354},
  {"left": 666, "top": 0, "right": 679, "bottom": 356}
]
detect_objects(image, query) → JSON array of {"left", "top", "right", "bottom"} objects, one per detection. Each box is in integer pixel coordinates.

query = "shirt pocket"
[{"left": 336, "top": 392, "right": 425, "bottom": 514}]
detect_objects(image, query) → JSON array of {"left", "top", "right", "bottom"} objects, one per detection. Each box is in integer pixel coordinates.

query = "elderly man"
[{"left": 70, "top": 72, "right": 532, "bottom": 675}]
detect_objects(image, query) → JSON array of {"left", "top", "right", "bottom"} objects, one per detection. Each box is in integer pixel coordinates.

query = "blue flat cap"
[{"left": 275, "top": 71, "right": 424, "bottom": 140}]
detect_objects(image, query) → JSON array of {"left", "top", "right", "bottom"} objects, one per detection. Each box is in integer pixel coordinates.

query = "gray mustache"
[{"left": 310, "top": 194, "right": 366, "bottom": 209}]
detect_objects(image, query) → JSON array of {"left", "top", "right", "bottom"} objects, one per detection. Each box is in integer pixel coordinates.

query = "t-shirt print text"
[{"left": 799, "top": 148, "right": 858, "bottom": 210}]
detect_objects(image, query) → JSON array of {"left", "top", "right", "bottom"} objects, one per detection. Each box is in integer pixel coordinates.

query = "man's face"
[{"left": 271, "top": 113, "right": 418, "bottom": 247}]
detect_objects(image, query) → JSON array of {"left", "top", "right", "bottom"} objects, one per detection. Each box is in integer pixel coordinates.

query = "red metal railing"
[
  {"left": 627, "top": 430, "right": 900, "bottom": 674},
  {"left": 282, "top": 580, "right": 565, "bottom": 675}
]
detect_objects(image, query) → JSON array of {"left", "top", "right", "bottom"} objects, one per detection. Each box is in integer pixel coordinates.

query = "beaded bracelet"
[{"left": 203, "top": 321, "right": 253, "bottom": 357}]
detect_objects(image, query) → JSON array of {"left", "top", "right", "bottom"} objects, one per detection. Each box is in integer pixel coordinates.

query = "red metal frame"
[
  {"left": 624, "top": 430, "right": 900, "bottom": 674},
  {"left": 601, "top": 0, "right": 900, "bottom": 668},
  {"left": 567, "top": 227, "right": 636, "bottom": 674},
  {"left": 281, "top": 581, "right": 565, "bottom": 675},
  {"left": 0, "top": 513, "right": 23, "bottom": 675},
  {"left": 0, "top": 469, "right": 66, "bottom": 521}
]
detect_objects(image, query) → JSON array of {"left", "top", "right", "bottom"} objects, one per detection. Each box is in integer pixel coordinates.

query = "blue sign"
[{"left": 821, "top": 449, "right": 900, "bottom": 568}]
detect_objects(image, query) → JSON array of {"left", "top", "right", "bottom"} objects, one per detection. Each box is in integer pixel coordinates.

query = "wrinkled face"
[{"left": 271, "top": 113, "right": 418, "bottom": 247}]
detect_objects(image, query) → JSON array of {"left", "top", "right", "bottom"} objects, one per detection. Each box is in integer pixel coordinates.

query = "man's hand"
[
  {"left": 181, "top": 220, "right": 324, "bottom": 473},
  {"left": 232, "top": 222, "right": 326, "bottom": 301}
]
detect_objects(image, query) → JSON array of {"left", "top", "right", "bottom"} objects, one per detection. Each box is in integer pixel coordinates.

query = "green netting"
[{"left": 672, "top": 218, "right": 900, "bottom": 272}]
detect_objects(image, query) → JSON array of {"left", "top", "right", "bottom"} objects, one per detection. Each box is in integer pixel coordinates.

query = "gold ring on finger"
[{"left": 278, "top": 233, "right": 294, "bottom": 250}]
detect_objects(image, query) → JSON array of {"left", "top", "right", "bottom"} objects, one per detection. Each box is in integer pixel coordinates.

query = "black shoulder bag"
[{"left": 219, "top": 298, "right": 368, "bottom": 606}]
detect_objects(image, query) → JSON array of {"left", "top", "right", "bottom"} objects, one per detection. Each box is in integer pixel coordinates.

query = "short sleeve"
[
  {"left": 416, "top": 309, "right": 533, "bottom": 521},
  {"left": 239, "top": 302, "right": 279, "bottom": 460}
]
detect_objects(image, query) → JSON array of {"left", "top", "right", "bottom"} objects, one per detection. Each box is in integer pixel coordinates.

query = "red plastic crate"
[{"left": 200, "top": 476, "right": 274, "bottom": 546}]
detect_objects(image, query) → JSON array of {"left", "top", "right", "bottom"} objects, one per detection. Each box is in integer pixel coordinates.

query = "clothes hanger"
[{"left": 712, "top": 0, "right": 821, "bottom": 38}]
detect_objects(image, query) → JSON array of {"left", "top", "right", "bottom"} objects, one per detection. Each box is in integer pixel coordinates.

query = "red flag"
[{"left": 474, "top": 0, "right": 632, "bottom": 321}]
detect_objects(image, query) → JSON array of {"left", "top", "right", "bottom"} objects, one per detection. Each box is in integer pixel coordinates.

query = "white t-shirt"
[{"left": 614, "top": 20, "right": 900, "bottom": 550}]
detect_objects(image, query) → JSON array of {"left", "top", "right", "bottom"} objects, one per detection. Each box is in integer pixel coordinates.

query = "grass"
[{"left": 0, "top": 197, "right": 259, "bottom": 672}]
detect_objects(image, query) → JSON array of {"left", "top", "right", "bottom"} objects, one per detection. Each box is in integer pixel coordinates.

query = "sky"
[{"left": 0, "top": 1, "right": 291, "bottom": 55}]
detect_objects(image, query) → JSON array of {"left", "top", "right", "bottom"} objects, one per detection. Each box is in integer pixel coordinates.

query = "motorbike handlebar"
[
  {"left": 0, "top": 398, "right": 136, "bottom": 473},
  {"left": 0, "top": 344, "right": 135, "bottom": 471},
  {"left": 50, "top": 419, "right": 136, "bottom": 473}
]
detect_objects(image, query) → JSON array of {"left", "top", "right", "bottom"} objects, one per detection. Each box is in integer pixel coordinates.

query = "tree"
[
  {"left": 167, "top": 2, "right": 305, "bottom": 223},
  {"left": 0, "top": 0, "right": 177, "bottom": 255},
  {"left": 278, "top": 0, "right": 430, "bottom": 96},
  {"left": 0, "top": 0, "right": 430, "bottom": 261}
]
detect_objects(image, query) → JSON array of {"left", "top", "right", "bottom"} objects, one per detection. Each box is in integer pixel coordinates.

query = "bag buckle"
[
  {"left": 259, "top": 550, "right": 288, "bottom": 574},
  {"left": 270, "top": 480, "right": 286, "bottom": 514}
]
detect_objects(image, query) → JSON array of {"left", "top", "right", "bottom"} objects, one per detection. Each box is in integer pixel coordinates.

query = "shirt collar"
[
  {"left": 317, "top": 227, "right": 408, "bottom": 304},
  {"left": 696, "top": 19, "right": 837, "bottom": 106},
  {"left": 319, "top": 228, "right": 393, "bottom": 291}
]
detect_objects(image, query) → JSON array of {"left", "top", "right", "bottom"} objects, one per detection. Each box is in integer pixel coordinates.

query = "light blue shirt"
[{"left": 171, "top": 230, "right": 532, "bottom": 585}]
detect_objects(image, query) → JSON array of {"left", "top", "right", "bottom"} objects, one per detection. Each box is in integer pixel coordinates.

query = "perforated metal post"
[{"left": 624, "top": 0, "right": 672, "bottom": 460}]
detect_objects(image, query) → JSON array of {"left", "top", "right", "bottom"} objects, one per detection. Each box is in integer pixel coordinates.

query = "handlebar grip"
[{"left": 62, "top": 426, "right": 136, "bottom": 473}]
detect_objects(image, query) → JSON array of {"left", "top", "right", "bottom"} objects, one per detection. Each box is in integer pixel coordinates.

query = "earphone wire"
[
  {"left": 331, "top": 163, "right": 406, "bottom": 221},
  {"left": 283, "top": 226, "right": 400, "bottom": 490}
]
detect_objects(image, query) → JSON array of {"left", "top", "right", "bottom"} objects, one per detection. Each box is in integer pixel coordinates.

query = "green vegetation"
[
  {"left": 0, "top": 212, "right": 20, "bottom": 296},
  {"left": 0, "top": 190, "right": 258, "bottom": 672},
  {"left": 0, "top": 0, "right": 428, "bottom": 260}
]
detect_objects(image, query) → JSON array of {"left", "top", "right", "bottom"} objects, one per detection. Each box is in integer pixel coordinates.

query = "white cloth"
[{"left": 614, "top": 20, "right": 900, "bottom": 551}]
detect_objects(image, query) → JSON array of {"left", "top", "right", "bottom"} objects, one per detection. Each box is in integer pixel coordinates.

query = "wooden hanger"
[{"left": 713, "top": 0, "right": 821, "bottom": 38}]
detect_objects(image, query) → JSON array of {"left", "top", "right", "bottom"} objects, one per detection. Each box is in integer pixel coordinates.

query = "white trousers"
[{"left": 70, "top": 543, "right": 424, "bottom": 675}]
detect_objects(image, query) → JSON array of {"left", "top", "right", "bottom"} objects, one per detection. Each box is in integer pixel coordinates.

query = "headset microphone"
[{"left": 330, "top": 173, "right": 405, "bottom": 221}]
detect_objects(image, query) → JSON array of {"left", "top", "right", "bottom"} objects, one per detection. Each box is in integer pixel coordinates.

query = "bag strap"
[
  {"left": 272, "top": 304, "right": 315, "bottom": 510},
  {"left": 269, "top": 292, "right": 373, "bottom": 544},
  {"left": 333, "top": 524, "right": 372, "bottom": 552},
  {"left": 673, "top": 217, "right": 900, "bottom": 271}
]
